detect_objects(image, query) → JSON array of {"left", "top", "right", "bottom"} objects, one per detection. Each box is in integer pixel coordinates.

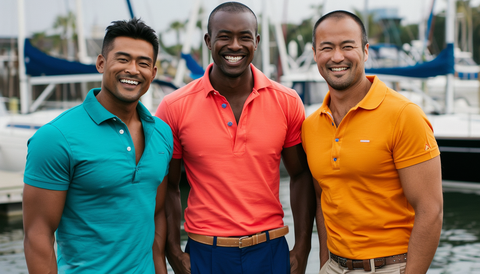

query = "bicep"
[
  {"left": 281, "top": 144, "right": 309, "bottom": 178},
  {"left": 397, "top": 156, "right": 442, "bottom": 210},
  {"left": 155, "top": 176, "right": 168, "bottom": 216},
  {"left": 23, "top": 184, "right": 67, "bottom": 236}
]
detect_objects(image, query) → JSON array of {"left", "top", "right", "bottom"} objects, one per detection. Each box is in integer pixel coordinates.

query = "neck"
[
  {"left": 209, "top": 64, "right": 254, "bottom": 98},
  {"left": 96, "top": 90, "right": 140, "bottom": 124},
  {"left": 328, "top": 76, "right": 372, "bottom": 123}
]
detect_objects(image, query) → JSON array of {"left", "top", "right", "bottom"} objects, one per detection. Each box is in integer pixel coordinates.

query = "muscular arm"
[
  {"left": 164, "top": 158, "right": 191, "bottom": 274},
  {"left": 282, "top": 144, "right": 316, "bottom": 274},
  {"left": 312, "top": 178, "right": 329, "bottom": 269},
  {"left": 398, "top": 156, "right": 443, "bottom": 274},
  {"left": 23, "top": 184, "right": 67, "bottom": 274},
  {"left": 153, "top": 176, "right": 168, "bottom": 274}
]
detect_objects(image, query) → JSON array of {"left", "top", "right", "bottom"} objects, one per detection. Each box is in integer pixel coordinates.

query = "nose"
[
  {"left": 228, "top": 37, "right": 242, "bottom": 51},
  {"left": 125, "top": 61, "right": 140, "bottom": 75},
  {"left": 331, "top": 48, "right": 344, "bottom": 63}
]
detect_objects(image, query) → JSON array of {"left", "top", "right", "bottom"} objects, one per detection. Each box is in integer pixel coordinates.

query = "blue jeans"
[{"left": 185, "top": 232, "right": 290, "bottom": 274}]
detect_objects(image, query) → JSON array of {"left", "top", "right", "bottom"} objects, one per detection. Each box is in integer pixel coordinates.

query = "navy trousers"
[{"left": 185, "top": 231, "right": 290, "bottom": 274}]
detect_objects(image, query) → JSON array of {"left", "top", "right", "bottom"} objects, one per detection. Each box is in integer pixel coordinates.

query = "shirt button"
[
  {"left": 221, "top": 103, "right": 227, "bottom": 108},
  {"left": 333, "top": 158, "right": 337, "bottom": 162},
  {"left": 331, "top": 122, "right": 334, "bottom": 126},
  {"left": 127, "top": 146, "right": 131, "bottom": 151},
  {"left": 119, "top": 129, "right": 125, "bottom": 134},
  {"left": 335, "top": 138, "right": 339, "bottom": 142},
  {"left": 113, "top": 118, "right": 117, "bottom": 121},
  {"left": 227, "top": 121, "right": 233, "bottom": 126}
]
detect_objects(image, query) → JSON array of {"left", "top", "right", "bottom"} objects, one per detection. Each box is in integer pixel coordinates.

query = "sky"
[{"left": 1, "top": 0, "right": 479, "bottom": 47}]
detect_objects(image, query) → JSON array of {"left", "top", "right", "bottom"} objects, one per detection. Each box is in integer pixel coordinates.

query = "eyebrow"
[
  {"left": 114, "top": 51, "right": 153, "bottom": 63},
  {"left": 319, "top": 40, "right": 357, "bottom": 46},
  {"left": 216, "top": 29, "right": 254, "bottom": 35}
]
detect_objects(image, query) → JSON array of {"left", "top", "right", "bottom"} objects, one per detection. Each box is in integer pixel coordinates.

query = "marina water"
[{"left": 0, "top": 178, "right": 479, "bottom": 273}]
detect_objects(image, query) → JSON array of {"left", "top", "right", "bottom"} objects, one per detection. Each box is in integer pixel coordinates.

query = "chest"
[
  {"left": 65, "top": 122, "right": 170, "bottom": 194},
  {"left": 178, "top": 95, "right": 288, "bottom": 158}
]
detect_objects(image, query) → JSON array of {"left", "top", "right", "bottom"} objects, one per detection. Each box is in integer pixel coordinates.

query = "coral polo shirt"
[
  {"left": 156, "top": 64, "right": 305, "bottom": 236},
  {"left": 302, "top": 76, "right": 439, "bottom": 259}
]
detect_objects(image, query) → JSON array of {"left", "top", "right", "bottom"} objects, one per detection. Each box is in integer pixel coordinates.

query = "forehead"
[
  {"left": 210, "top": 10, "right": 256, "bottom": 33},
  {"left": 315, "top": 17, "right": 363, "bottom": 44},
  {"left": 108, "top": 36, "right": 154, "bottom": 59}
]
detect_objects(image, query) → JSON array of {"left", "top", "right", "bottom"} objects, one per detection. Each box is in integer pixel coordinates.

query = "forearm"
[
  {"left": 165, "top": 184, "right": 185, "bottom": 264},
  {"left": 24, "top": 233, "right": 57, "bottom": 273},
  {"left": 289, "top": 171, "right": 315, "bottom": 252},
  {"left": 315, "top": 202, "right": 329, "bottom": 267},
  {"left": 153, "top": 210, "right": 167, "bottom": 274},
  {"left": 405, "top": 208, "right": 443, "bottom": 273}
]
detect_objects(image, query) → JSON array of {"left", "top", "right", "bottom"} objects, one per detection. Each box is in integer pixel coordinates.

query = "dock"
[{"left": 0, "top": 170, "right": 23, "bottom": 216}]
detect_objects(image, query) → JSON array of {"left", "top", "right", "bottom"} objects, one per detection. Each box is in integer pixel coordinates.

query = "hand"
[
  {"left": 290, "top": 247, "right": 309, "bottom": 274},
  {"left": 167, "top": 251, "right": 191, "bottom": 274}
]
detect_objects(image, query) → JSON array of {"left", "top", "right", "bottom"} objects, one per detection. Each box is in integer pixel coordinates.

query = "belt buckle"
[
  {"left": 338, "top": 257, "right": 348, "bottom": 268},
  {"left": 238, "top": 236, "right": 249, "bottom": 249}
]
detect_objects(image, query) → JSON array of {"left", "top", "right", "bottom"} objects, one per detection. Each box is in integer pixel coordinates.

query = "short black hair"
[
  {"left": 207, "top": 1, "right": 258, "bottom": 35},
  {"left": 101, "top": 18, "right": 159, "bottom": 61},
  {"left": 312, "top": 10, "right": 368, "bottom": 50}
]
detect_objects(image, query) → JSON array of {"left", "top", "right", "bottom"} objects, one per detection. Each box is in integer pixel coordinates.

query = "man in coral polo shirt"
[
  {"left": 155, "top": 2, "right": 315, "bottom": 274},
  {"left": 302, "top": 10, "right": 443, "bottom": 274}
]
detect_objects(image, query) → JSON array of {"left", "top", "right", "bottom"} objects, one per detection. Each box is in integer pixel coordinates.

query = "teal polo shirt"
[{"left": 24, "top": 88, "right": 173, "bottom": 273}]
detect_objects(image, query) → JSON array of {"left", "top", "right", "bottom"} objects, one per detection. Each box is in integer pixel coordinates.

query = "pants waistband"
[
  {"left": 187, "top": 226, "right": 289, "bottom": 249},
  {"left": 330, "top": 252, "right": 407, "bottom": 271}
]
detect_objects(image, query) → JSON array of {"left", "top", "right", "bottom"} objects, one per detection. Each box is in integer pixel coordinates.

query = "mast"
[
  {"left": 17, "top": 0, "right": 28, "bottom": 114},
  {"left": 262, "top": 0, "right": 270, "bottom": 78},
  {"left": 445, "top": 0, "right": 455, "bottom": 114},
  {"left": 173, "top": 0, "right": 201, "bottom": 87}
]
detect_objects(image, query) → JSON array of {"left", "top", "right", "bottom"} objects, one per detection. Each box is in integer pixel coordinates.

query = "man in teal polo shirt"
[{"left": 22, "top": 18, "right": 173, "bottom": 273}]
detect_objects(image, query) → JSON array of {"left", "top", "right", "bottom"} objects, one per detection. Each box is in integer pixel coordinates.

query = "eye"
[
  {"left": 118, "top": 58, "right": 128, "bottom": 62},
  {"left": 344, "top": 45, "right": 354, "bottom": 50}
]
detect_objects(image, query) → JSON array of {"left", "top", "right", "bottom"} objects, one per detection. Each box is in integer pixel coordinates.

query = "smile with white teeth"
[
  {"left": 120, "top": 79, "right": 139, "bottom": 85},
  {"left": 225, "top": 56, "right": 243, "bottom": 63},
  {"left": 331, "top": 67, "right": 348, "bottom": 72}
]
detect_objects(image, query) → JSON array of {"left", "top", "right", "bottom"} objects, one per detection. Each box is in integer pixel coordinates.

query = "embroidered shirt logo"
[
  {"left": 360, "top": 140, "right": 370, "bottom": 143},
  {"left": 425, "top": 144, "right": 431, "bottom": 151}
]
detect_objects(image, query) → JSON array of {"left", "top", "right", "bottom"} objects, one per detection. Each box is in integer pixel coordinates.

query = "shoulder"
[
  {"left": 264, "top": 78, "right": 302, "bottom": 100},
  {"left": 48, "top": 105, "right": 87, "bottom": 130},
  {"left": 162, "top": 78, "right": 205, "bottom": 106}
]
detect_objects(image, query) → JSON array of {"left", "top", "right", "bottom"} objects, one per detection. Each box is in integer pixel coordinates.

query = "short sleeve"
[
  {"left": 155, "top": 99, "right": 182, "bottom": 159},
  {"left": 284, "top": 92, "right": 306, "bottom": 148},
  {"left": 24, "top": 124, "right": 72, "bottom": 190},
  {"left": 393, "top": 103, "right": 440, "bottom": 169}
]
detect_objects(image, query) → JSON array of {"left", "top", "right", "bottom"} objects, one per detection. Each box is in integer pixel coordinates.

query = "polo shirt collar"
[
  {"left": 318, "top": 75, "right": 386, "bottom": 116},
  {"left": 83, "top": 88, "right": 154, "bottom": 125},
  {"left": 201, "top": 63, "right": 272, "bottom": 97},
  {"left": 356, "top": 75, "right": 386, "bottom": 110}
]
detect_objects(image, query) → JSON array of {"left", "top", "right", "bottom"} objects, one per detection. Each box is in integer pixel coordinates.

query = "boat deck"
[{"left": 0, "top": 170, "right": 23, "bottom": 216}]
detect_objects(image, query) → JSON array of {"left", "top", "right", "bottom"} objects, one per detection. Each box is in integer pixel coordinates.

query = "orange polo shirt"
[
  {"left": 156, "top": 63, "right": 304, "bottom": 236},
  {"left": 301, "top": 76, "right": 439, "bottom": 259}
]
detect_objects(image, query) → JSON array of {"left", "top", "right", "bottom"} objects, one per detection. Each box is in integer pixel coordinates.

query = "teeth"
[
  {"left": 120, "top": 79, "right": 139, "bottom": 85},
  {"left": 225, "top": 56, "right": 243, "bottom": 62},
  {"left": 331, "top": 67, "right": 347, "bottom": 72}
]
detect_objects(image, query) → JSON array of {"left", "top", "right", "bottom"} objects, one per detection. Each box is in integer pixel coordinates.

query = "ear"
[
  {"left": 363, "top": 43, "right": 369, "bottom": 62},
  {"left": 151, "top": 66, "right": 158, "bottom": 83},
  {"left": 254, "top": 34, "right": 260, "bottom": 51},
  {"left": 204, "top": 33, "right": 212, "bottom": 50},
  {"left": 96, "top": 54, "right": 105, "bottom": 74},
  {"left": 312, "top": 46, "right": 317, "bottom": 62}
]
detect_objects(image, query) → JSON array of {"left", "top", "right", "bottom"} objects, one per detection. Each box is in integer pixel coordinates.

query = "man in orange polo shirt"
[
  {"left": 155, "top": 2, "right": 315, "bottom": 274},
  {"left": 302, "top": 11, "right": 443, "bottom": 273}
]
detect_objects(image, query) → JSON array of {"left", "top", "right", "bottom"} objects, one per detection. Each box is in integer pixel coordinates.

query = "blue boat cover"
[
  {"left": 181, "top": 52, "right": 205, "bottom": 79},
  {"left": 365, "top": 43, "right": 454, "bottom": 78},
  {"left": 24, "top": 39, "right": 98, "bottom": 77}
]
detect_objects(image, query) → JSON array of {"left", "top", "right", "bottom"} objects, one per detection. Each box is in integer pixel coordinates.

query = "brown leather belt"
[
  {"left": 187, "top": 226, "right": 289, "bottom": 249},
  {"left": 330, "top": 252, "right": 407, "bottom": 271}
]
